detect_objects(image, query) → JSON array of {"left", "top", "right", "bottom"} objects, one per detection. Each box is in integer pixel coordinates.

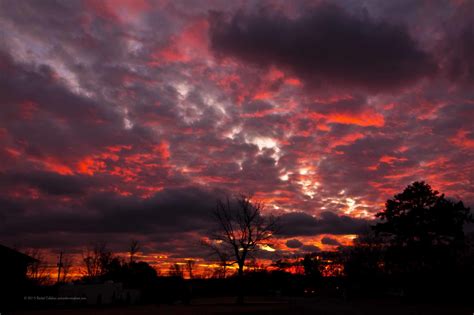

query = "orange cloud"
[
  {"left": 379, "top": 155, "right": 408, "bottom": 165},
  {"left": 329, "top": 132, "right": 364, "bottom": 149},
  {"left": 285, "top": 77, "right": 301, "bottom": 86},
  {"left": 77, "top": 157, "right": 106, "bottom": 175},
  {"left": 252, "top": 90, "right": 273, "bottom": 101},
  {"left": 40, "top": 157, "right": 74, "bottom": 175},
  {"left": 308, "top": 110, "right": 385, "bottom": 127},
  {"left": 76, "top": 146, "right": 126, "bottom": 175},
  {"left": 325, "top": 112, "right": 385, "bottom": 127}
]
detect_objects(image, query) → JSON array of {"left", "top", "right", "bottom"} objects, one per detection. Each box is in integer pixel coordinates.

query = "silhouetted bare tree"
[
  {"left": 60, "top": 254, "right": 73, "bottom": 283},
  {"left": 185, "top": 259, "right": 195, "bottom": 279},
  {"left": 216, "top": 252, "right": 232, "bottom": 278},
  {"left": 129, "top": 239, "right": 140, "bottom": 263},
  {"left": 203, "top": 194, "right": 278, "bottom": 303},
  {"left": 25, "top": 249, "right": 50, "bottom": 285},
  {"left": 201, "top": 238, "right": 233, "bottom": 278},
  {"left": 81, "top": 242, "right": 112, "bottom": 278},
  {"left": 169, "top": 263, "right": 184, "bottom": 278}
]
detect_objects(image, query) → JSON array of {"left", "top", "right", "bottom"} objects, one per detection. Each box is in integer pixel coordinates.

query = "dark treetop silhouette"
[
  {"left": 345, "top": 181, "right": 473, "bottom": 299},
  {"left": 374, "top": 181, "right": 471, "bottom": 250}
]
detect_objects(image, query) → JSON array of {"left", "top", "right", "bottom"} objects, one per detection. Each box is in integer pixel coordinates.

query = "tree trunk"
[
  {"left": 238, "top": 263, "right": 244, "bottom": 277},
  {"left": 236, "top": 262, "right": 244, "bottom": 304}
]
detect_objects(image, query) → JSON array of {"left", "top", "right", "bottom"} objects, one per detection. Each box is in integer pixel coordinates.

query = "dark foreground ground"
[{"left": 10, "top": 296, "right": 473, "bottom": 315}]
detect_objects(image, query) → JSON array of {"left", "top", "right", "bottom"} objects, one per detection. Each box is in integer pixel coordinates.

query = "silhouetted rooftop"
[{"left": 0, "top": 244, "right": 38, "bottom": 264}]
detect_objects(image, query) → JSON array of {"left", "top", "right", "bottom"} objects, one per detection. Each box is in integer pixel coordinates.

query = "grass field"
[{"left": 11, "top": 296, "right": 473, "bottom": 315}]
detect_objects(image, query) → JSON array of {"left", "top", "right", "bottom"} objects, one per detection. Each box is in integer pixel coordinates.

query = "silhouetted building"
[{"left": 0, "top": 244, "right": 38, "bottom": 309}]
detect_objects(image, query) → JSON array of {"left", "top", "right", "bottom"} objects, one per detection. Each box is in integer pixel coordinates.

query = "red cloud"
[
  {"left": 149, "top": 19, "right": 209, "bottom": 66},
  {"left": 85, "top": 0, "right": 150, "bottom": 24},
  {"left": 308, "top": 110, "right": 385, "bottom": 127},
  {"left": 451, "top": 129, "right": 474, "bottom": 149}
]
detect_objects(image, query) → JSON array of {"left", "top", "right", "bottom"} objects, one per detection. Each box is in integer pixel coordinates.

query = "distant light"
[
  {"left": 299, "top": 168, "right": 309, "bottom": 175},
  {"left": 260, "top": 244, "right": 276, "bottom": 252}
]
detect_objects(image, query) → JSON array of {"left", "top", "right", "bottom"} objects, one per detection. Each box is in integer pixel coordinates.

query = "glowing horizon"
[{"left": 1, "top": 0, "right": 473, "bottom": 272}]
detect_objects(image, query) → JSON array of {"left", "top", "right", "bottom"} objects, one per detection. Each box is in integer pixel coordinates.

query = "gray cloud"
[
  {"left": 209, "top": 3, "right": 436, "bottom": 92},
  {"left": 278, "top": 211, "right": 371, "bottom": 236},
  {"left": 285, "top": 239, "right": 303, "bottom": 248},
  {"left": 321, "top": 236, "right": 342, "bottom": 246}
]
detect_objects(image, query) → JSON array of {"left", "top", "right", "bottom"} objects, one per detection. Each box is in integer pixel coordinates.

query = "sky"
[{"left": 0, "top": 0, "right": 473, "bottom": 266}]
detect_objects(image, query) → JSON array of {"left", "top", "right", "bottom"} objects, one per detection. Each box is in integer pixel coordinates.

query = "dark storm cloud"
[
  {"left": 278, "top": 211, "right": 371, "bottom": 237},
  {"left": 0, "top": 171, "right": 93, "bottom": 195},
  {"left": 321, "top": 236, "right": 342, "bottom": 246},
  {"left": 0, "top": 197, "right": 24, "bottom": 215},
  {"left": 209, "top": 3, "right": 436, "bottom": 91},
  {"left": 87, "top": 186, "right": 224, "bottom": 233},
  {"left": 285, "top": 239, "right": 303, "bottom": 248},
  {"left": 0, "top": 186, "right": 223, "bottom": 249},
  {"left": 442, "top": 2, "right": 474, "bottom": 85},
  {"left": 6, "top": 186, "right": 221, "bottom": 234}
]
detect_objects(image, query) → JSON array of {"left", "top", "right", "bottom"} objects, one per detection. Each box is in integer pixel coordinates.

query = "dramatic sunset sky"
[{"left": 1, "top": 0, "right": 473, "bottom": 267}]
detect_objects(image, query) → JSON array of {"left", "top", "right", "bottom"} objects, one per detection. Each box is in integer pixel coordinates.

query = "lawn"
[{"left": 11, "top": 296, "right": 472, "bottom": 315}]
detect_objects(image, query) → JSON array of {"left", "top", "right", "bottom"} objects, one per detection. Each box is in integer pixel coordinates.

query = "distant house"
[
  {"left": 0, "top": 244, "right": 38, "bottom": 308},
  {"left": 58, "top": 281, "right": 140, "bottom": 305}
]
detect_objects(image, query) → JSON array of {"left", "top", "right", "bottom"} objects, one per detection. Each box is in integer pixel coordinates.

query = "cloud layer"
[{"left": 0, "top": 0, "right": 472, "bottom": 260}]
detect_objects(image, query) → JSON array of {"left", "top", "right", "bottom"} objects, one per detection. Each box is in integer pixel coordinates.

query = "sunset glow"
[{"left": 0, "top": 0, "right": 473, "bottom": 275}]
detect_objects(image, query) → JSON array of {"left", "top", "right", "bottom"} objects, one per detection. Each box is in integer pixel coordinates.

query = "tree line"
[{"left": 23, "top": 181, "right": 473, "bottom": 303}]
